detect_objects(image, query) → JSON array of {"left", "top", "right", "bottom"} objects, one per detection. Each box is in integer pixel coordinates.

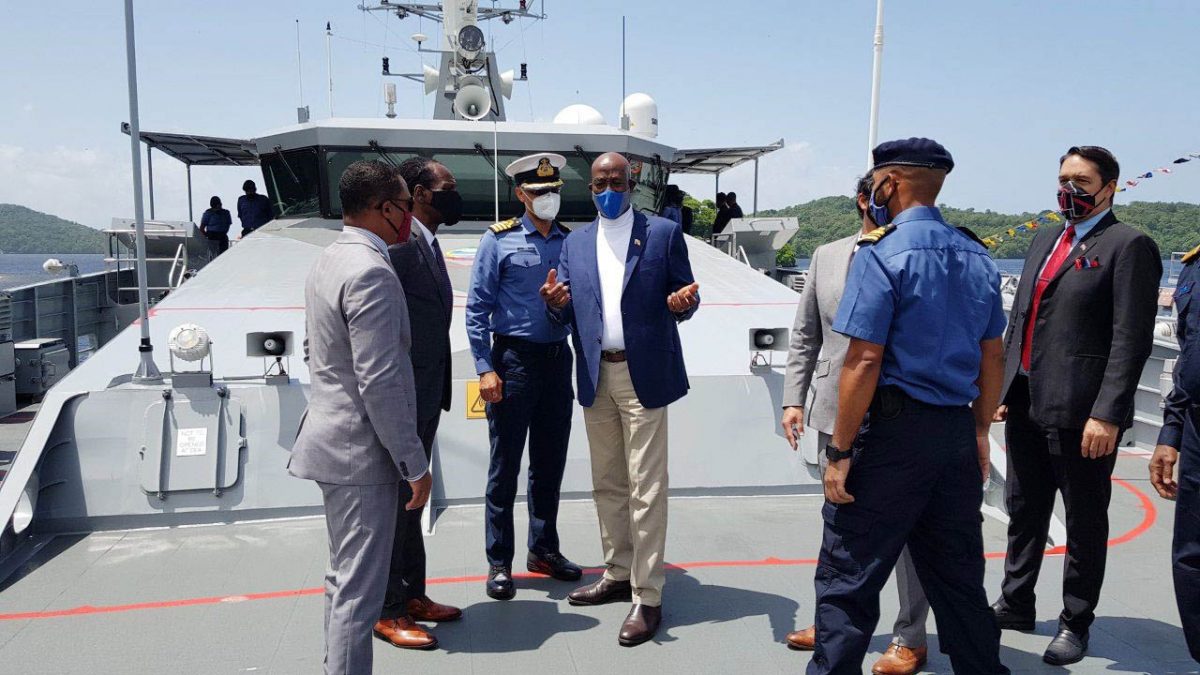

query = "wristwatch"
[{"left": 825, "top": 442, "right": 853, "bottom": 462}]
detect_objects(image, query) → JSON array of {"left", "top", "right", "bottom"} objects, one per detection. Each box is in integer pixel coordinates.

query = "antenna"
[
  {"left": 866, "top": 0, "right": 884, "bottom": 170},
  {"left": 620, "top": 15, "right": 629, "bottom": 130},
  {"left": 295, "top": 19, "right": 310, "bottom": 123},
  {"left": 325, "top": 21, "right": 334, "bottom": 117}
]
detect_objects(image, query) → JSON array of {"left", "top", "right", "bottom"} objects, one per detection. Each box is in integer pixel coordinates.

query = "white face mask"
[{"left": 531, "top": 192, "right": 561, "bottom": 221}]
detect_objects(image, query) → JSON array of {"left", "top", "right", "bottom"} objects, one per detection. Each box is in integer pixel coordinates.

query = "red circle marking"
[{"left": 0, "top": 479, "right": 1157, "bottom": 622}]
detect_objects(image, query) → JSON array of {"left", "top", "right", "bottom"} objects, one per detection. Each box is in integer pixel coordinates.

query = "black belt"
[
  {"left": 872, "top": 385, "right": 967, "bottom": 414},
  {"left": 493, "top": 334, "right": 567, "bottom": 358}
]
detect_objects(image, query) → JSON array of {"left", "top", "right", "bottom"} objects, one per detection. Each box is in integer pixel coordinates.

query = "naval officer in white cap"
[{"left": 465, "top": 152, "right": 583, "bottom": 600}]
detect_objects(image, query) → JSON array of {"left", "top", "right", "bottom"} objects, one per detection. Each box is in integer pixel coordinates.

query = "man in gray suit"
[
  {"left": 290, "top": 160, "right": 432, "bottom": 675},
  {"left": 373, "top": 157, "right": 464, "bottom": 651},
  {"left": 781, "top": 175, "right": 931, "bottom": 675}
]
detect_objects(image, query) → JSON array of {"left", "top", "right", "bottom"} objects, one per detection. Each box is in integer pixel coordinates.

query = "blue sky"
[{"left": 2, "top": 1, "right": 1198, "bottom": 229}]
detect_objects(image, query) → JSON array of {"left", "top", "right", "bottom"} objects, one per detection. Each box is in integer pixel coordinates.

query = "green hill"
[{"left": 0, "top": 204, "right": 107, "bottom": 254}]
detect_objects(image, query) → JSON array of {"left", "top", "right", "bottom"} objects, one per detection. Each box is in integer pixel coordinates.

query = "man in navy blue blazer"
[{"left": 541, "top": 152, "right": 699, "bottom": 647}]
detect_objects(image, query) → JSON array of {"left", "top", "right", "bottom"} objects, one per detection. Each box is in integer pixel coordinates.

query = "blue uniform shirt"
[
  {"left": 237, "top": 193, "right": 274, "bottom": 233},
  {"left": 833, "top": 206, "right": 1007, "bottom": 406},
  {"left": 1159, "top": 257, "right": 1200, "bottom": 449},
  {"left": 466, "top": 214, "right": 571, "bottom": 374}
]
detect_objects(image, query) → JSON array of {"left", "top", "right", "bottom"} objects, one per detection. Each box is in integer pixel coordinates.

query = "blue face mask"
[
  {"left": 867, "top": 179, "right": 894, "bottom": 227},
  {"left": 593, "top": 188, "right": 631, "bottom": 220}
]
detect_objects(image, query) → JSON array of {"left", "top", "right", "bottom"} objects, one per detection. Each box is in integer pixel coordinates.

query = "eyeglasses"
[
  {"left": 590, "top": 178, "right": 629, "bottom": 192},
  {"left": 379, "top": 198, "right": 413, "bottom": 212},
  {"left": 523, "top": 186, "right": 561, "bottom": 197}
]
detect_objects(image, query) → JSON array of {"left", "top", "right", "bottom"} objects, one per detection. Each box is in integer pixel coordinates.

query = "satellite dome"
[
  {"left": 553, "top": 104, "right": 607, "bottom": 126},
  {"left": 619, "top": 93, "right": 658, "bottom": 138}
]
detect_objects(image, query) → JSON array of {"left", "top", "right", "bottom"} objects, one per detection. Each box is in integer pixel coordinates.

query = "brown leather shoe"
[
  {"left": 871, "top": 643, "right": 927, "bottom": 675},
  {"left": 372, "top": 617, "right": 438, "bottom": 650},
  {"left": 406, "top": 596, "right": 463, "bottom": 622},
  {"left": 618, "top": 604, "right": 662, "bottom": 647},
  {"left": 567, "top": 577, "right": 633, "bottom": 606},
  {"left": 786, "top": 624, "right": 816, "bottom": 651}
]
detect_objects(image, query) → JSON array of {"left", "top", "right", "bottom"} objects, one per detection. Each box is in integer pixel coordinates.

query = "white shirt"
[
  {"left": 596, "top": 207, "right": 635, "bottom": 350},
  {"left": 347, "top": 226, "right": 390, "bottom": 261},
  {"left": 413, "top": 217, "right": 435, "bottom": 247}
]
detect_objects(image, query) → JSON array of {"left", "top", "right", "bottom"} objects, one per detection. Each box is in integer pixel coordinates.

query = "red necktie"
[{"left": 1021, "top": 224, "right": 1076, "bottom": 371}]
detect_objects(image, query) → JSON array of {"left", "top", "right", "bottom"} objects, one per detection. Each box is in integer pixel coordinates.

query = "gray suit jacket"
[
  {"left": 782, "top": 234, "right": 858, "bottom": 436},
  {"left": 289, "top": 228, "right": 428, "bottom": 485},
  {"left": 389, "top": 230, "right": 452, "bottom": 423}
]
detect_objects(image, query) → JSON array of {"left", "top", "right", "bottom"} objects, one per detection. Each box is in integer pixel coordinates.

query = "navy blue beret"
[{"left": 872, "top": 137, "right": 954, "bottom": 174}]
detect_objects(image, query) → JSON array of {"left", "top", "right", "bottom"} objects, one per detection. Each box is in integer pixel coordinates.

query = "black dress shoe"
[
  {"left": 486, "top": 564, "right": 515, "bottom": 600},
  {"left": 527, "top": 551, "right": 583, "bottom": 581},
  {"left": 618, "top": 604, "right": 662, "bottom": 647},
  {"left": 991, "top": 600, "right": 1035, "bottom": 631},
  {"left": 567, "top": 577, "right": 633, "bottom": 606},
  {"left": 1043, "top": 627, "right": 1088, "bottom": 665}
]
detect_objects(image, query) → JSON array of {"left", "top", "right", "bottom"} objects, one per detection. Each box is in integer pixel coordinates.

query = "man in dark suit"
[
  {"left": 992, "top": 146, "right": 1162, "bottom": 665},
  {"left": 372, "top": 157, "right": 464, "bottom": 651},
  {"left": 541, "top": 152, "right": 699, "bottom": 647}
]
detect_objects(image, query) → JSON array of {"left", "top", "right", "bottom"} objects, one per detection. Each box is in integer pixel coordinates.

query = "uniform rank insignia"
[
  {"left": 489, "top": 218, "right": 520, "bottom": 234},
  {"left": 536, "top": 157, "right": 554, "bottom": 177},
  {"left": 857, "top": 224, "right": 896, "bottom": 246},
  {"left": 1184, "top": 244, "right": 1200, "bottom": 264},
  {"left": 955, "top": 226, "right": 986, "bottom": 247}
]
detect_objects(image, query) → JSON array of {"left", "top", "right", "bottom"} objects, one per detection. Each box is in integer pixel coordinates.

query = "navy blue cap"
[{"left": 872, "top": 137, "right": 954, "bottom": 174}]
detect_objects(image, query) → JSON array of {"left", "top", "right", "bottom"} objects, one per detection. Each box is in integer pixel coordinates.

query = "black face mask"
[
  {"left": 428, "top": 189, "right": 463, "bottom": 226},
  {"left": 1057, "top": 180, "right": 1107, "bottom": 221}
]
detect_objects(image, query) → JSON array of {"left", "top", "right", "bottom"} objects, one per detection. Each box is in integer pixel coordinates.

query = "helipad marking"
[{"left": 0, "top": 479, "right": 1156, "bottom": 622}]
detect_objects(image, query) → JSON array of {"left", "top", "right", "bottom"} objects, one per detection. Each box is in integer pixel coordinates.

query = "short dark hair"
[
  {"left": 727, "top": 191, "right": 738, "bottom": 201},
  {"left": 399, "top": 156, "right": 439, "bottom": 193},
  {"left": 209, "top": 196, "right": 222, "bottom": 209},
  {"left": 339, "top": 160, "right": 403, "bottom": 216},
  {"left": 854, "top": 174, "right": 874, "bottom": 217},
  {"left": 242, "top": 179, "right": 256, "bottom": 192},
  {"left": 1060, "top": 146, "right": 1120, "bottom": 186},
  {"left": 716, "top": 192, "right": 727, "bottom": 201}
]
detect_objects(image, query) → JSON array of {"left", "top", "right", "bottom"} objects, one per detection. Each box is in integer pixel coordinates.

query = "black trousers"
[
  {"left": 379, "top": 412, "right": 440, "bottom": 619},
  {"left": 809, "top": 387, "right": 1007, "bottom": 675},
  {"left": 1000, "top": 375, "right": 1117, "bottom": 633},
  {"left": 206, "top": 234, "right": 229, "bottom": 254},
  {"left": 1174, "top": 407, "right": 1200, "bottom": 662}
]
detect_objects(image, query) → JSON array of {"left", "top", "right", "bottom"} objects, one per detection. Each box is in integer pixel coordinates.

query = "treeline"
[{"left": 0, "top": 204, "right": 107, "bottom": 254}]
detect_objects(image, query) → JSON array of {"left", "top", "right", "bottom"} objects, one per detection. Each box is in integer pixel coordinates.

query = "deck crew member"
[
  {"left": 465, "top": 152, "right": 583, "bottom": 600},
  {"left": 199, "top": 196, "right": 232, "bottom": 254},
  {"left": 237, "top": 179, "right": 274, "bottom": 237},
  {"left": 1150, "top": 244, "right": 1200, "bottom": 664},
  {"left": 782, "top": 174, "right": 931, "bottom": 675},
  {"left": 992, "top": 146, "right": 1162, "bottom": 666},
  {"left": 811, "top": 138, "right": 1009, "bottom": 675},
  {"left": 373, "top": 157, "right": 464, "bottom": 651},
  {"left": 542, "top": 151, "right": 699, "bottom": 647},
  {"left": 289, "top": 160, "right": 431, "bottom": 675}
]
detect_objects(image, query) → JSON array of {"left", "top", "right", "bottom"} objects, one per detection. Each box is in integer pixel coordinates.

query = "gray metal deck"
[{"left": 0, "top": 451, "right": 1189, "bottom": 674}]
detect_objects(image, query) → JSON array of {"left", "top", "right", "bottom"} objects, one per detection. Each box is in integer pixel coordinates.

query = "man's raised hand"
[
  {"left": 667, "top": 282, "right": 699, "bottom": 313},
  {"left": 540, "top": 268, "right": 570, "bottom": 309}
]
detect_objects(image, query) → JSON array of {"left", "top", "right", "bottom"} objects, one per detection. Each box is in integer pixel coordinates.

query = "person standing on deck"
[
  {"left": 199, "top": 196, "right": 232, "bottom": 255},
  {"left": 992, "top": 146, "right": 1162, "bottom": 666},
  {"left": 781, "top": 173, "right": 932, "bottom": 675},
  {"left": 809, "top": 138, "right": 1009, "bottom": 675},
  {"left": 1150, "top": 242, "right": 1200, "bottom": 664},
  {"left": 542, "top": 151, "right": 699, "bottom": 647},
  {"left": 465, "top": 152, "right": 584, "bottom": 602},
  {"left": 237, "top": 179, "right": 274, "bottom": 237}
]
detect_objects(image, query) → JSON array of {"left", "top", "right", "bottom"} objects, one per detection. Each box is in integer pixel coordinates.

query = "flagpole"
[{"left": 866, "top": 0, "right": 884, "bottom": 170}]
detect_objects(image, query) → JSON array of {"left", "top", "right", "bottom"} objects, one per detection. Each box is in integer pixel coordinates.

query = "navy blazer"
[{"left": 551, "top": 210, "right": 698, "bottom": 409}]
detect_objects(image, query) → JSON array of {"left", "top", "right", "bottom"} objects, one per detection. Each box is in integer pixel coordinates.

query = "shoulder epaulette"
[
  {"left": 857, "top": 224, "right": 895, "bottom": 246},
  {"left": 1183, "top": 244, "right": 1200, "bottom": 264},
  {"left": 955, "top": 225, "right": 986, "bottom": 247},
  {"left": 489, "top": 218, "right": 519, "bottom": 234}
]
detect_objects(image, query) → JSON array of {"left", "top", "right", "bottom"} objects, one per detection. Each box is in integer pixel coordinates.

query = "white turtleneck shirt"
[{"left": 596, "top": 207, "right": 635, "bottom": 350}]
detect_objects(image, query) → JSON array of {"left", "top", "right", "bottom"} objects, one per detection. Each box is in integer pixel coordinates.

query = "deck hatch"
[{"left": 140, "top": 390, "right": 243, "bottom": 497}]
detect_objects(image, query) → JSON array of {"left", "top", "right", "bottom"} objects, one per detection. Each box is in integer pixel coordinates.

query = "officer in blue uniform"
[
  {"left": 810, "top": 139, "right": 1010, "bottom": 675},
  {"left": 1150, "top": 244, "right": 1200, "bottom": 663},
  {"left": 466, "top": 152, "right": 583, "bottom": 600}
]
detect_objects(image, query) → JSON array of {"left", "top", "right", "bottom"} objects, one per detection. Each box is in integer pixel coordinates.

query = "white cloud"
[{"left": 671, "top": 141, "right": 860, "bottom": 211}]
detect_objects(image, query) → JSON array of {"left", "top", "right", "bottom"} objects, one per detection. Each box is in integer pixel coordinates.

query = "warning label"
[
  {"left": 465, "top": 381, "right": 487, "bottom": 419},
  {"left": 176, "top": 428, "right": 208, "bottom": 457}
]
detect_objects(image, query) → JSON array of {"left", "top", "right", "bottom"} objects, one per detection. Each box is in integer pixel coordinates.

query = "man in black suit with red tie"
[
  {"left": 372, "top": 156, "right": 465, "bottom": 650},
  {"left": 992, "top": 146, "right": 1162, "bottom": 665}
]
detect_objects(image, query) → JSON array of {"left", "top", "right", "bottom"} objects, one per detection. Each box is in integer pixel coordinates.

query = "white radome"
[
  {"left": 553, "top": 104, "right": 607, "bottom": 126},
  {"left": 168, "top": 323, "right": 212, "bottom": 362}
]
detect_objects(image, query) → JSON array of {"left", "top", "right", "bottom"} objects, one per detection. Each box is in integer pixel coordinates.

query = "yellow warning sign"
[{"left": 466, "top": 381, "right": 487, "bottom": 419}]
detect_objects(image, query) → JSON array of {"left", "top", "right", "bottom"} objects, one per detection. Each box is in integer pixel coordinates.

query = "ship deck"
[{"left": 0, "top": 407, "right": 1190, "bottom": 675}]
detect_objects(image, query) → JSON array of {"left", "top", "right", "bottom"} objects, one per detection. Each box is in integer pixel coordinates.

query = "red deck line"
[{"left": 0, "top": 479, "right": 1156, "bottom": 622}]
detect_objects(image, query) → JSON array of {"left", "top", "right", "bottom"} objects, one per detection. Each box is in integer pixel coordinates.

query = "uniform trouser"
[
  {"left": 809, "top": 388, "right": 1007, "bottom": 675},
  {"left": 1000, "top": 375, "right": 1117, "bottom": 634},
  {"left": 484, "top": 337, "right": 573, "bottom": 567},
  {"left": 205, "top": 234, "right": 229, "bottom": 254},
  {"left": 584, "top": 360, "right": 669, "bottom": 607},
  {"left": 1173, "top": 407, "right": 1200, "bottom": 663},
  {"left": 318, "top": 481, "right": 399, "bottom": 675},
  {"left": 380, "top": 413, "right": 440, "bottom": 619},
  {"left": 816, "top": 431, "right": 930, "bottom": 649}
]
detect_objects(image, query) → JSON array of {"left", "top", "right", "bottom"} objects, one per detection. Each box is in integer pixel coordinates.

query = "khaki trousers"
[{"left": 584, "top": 360, "right": 669, "bottom": 607}]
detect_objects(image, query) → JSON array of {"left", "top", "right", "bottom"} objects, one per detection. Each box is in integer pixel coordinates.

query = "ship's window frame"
[{"left": 259, "top": 147, "right": 324, "bottom": 219}]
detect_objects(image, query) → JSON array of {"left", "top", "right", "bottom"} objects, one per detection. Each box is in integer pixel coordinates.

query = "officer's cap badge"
[{"left": 536, "top": 158, "right": 554, "bottom": 178}]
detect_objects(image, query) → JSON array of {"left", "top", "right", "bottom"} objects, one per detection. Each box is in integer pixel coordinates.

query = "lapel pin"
[
  {"left": 634, "top": 239, "right": 642, "bottom": 247},
  {"left": 1080, "top": 243, "right": 1088, "bottom": 252}
]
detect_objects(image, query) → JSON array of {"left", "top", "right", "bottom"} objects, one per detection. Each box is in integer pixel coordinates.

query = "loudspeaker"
[
  {"left": 423, "top": 65, "right": 440, "bottom": 95},
  {"left": 453, "top": 77, "right": 493, "bottom": 120}
]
